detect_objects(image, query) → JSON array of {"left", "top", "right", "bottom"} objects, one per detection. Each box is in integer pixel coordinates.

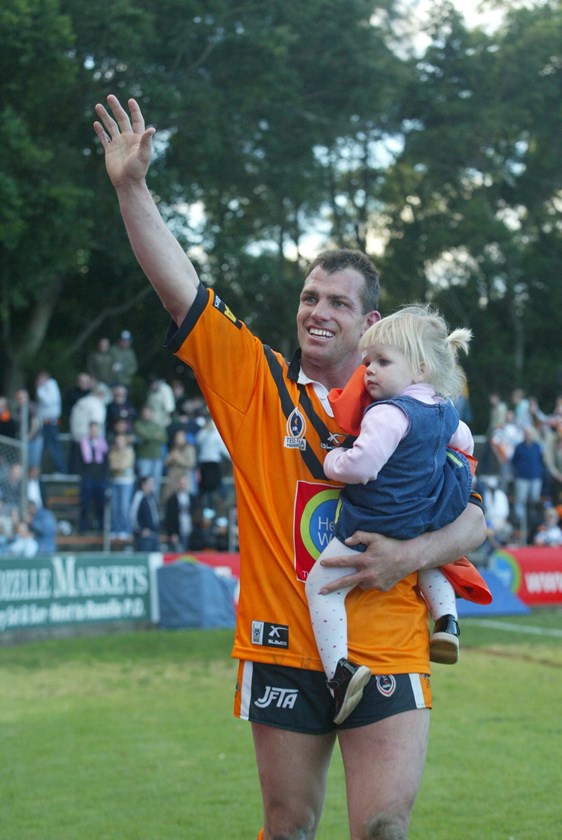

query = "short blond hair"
[{"left": 359, "top": 303, "right": 472, "bottom": 399}]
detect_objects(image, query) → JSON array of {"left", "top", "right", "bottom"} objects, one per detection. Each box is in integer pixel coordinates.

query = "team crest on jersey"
[
  {"left": 213, "top": 294, "right": 242, "bottom": 329},
  {"left": 375, "top": 675, "right": 396, "bottom": 697},
  {"left": 284, "top": 407, "right": 307, "bottom": 451}
]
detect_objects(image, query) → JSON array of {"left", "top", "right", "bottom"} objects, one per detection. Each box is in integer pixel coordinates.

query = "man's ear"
[{"left": 363, "top": 310, "right": 381, "bottom": 332}]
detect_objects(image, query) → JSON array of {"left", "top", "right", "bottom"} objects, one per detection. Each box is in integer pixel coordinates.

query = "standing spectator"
[
  {"left": 64, "top": 372, "right": 93, "bottom": 420},
  {"left": 130, "top": 475, "right": 160, "bottom": 551},
  {"left": 543, "top": 418, "right": 562, "bottom": 506},
  {"left": 0, "top": 397, "right": 17, "bottom": 437},
  {"left": 489, "top": 409, "right": 523, "bottom": 493},
  {"left": 77, "top": 421, "right": 109, "bottom": 533},
  {"left": 512, "top": 388, "right": 531, "bottom": 430},
  {"left": 0, "top": 463, "right": 23, "bottom": 515},
  {"left": 511, "top": 426, "right": 544, "bottom": 540},
  {"left": 134, "top": 405, "right": 167, "bottom": 498},
  {"left": 69, "top": 383, "right": 107, "bottom": 474},
  {"left": 13, "top": 389, "right": 42, "bottom": 470},
  {"left": 146, "top": 374, "right": 176, "bottom": 433},
  {"left": 87, "top": 337, "right": 114, "bottom": 386},
  {"left": 487, "top": 392, "right": 508, "bottom": 435},
  {"left": 108, "top": 432, "right": 136, "bottom": 539},
  {"left": 165, "top": 472, "right": 192, "bottom": 552},
  {"left": 106, "top": 384, "right": 137, "bottom": 439},
  {"left": 162, "top": 428, "right": 197, "bottom": 505},
  {"left": 196, "top": 413, "right": 231, "bottom": 509},
  {"left": 35, "top": 370, "right": 66, "bottom": 473},
  {"left": 26, "top": 466, "right": 44, "bottom": 508},
  {"left": 110, "top": 330, "right": 138, "bottom": 387}
]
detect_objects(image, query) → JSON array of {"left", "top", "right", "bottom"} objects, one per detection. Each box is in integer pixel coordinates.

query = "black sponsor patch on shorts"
[{"left": 251, "top": 621, "right": 289, "bottom": 649}]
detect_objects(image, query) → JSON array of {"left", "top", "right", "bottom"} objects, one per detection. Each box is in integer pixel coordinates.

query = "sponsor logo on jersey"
[
  {"left": 293, "top": 481, "right": 341, "bottom": 581},
  {"left": 375, "top": 675, "right": 396, "bottom": 697},
  {"left": 251, "top": 620, "right": 289, "bottom": 649},
  {"left": 284, "top": 407, "right": 307, "bottom": 450},
  {"left": 213, "top": 294, "right": 242, "bottom": 328},
  {"left": 321, "top": 431, "right": 347, "bottom": 450},
  {"left": 254, "top": 686, "right": 299, "bottom": 709}
]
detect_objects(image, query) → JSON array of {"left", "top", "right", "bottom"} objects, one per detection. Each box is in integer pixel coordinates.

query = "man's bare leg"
[
  {"left": 252, "top": 722, "right": 337, "bottom": 839},
  {"left": 339, "top": 709, "right": 430, "bottom": 840}
]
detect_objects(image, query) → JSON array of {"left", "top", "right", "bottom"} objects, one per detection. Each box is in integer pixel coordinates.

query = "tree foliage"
[{"left": 0, "top": 0, "right": 560, "bottom": 432}]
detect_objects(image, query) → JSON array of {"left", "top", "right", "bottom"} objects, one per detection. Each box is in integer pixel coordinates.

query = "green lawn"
[{"left": 1, "top": 611, "right": 561, "bottom": 839}]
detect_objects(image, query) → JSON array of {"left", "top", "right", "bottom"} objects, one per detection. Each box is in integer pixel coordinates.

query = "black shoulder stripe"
[{"left": 263, "top": 346, "right": 326, "bottom": 480}]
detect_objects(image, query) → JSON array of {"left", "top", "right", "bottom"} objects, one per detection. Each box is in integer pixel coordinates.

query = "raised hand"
[{"left": 93, "top": 95, "right": 155, "bottom": 188}]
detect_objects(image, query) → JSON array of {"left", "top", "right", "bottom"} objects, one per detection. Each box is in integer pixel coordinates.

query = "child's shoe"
[
  {"left": 430, "top": 614, "right": 460, "bottom": 664},
  {"left": 328, "top": 658, "right": 372, "bottom": 724}
]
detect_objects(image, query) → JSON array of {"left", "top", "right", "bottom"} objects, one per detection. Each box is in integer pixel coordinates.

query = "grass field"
[{"left": 1, "top": 610, "right": 561, "bottom": 839}]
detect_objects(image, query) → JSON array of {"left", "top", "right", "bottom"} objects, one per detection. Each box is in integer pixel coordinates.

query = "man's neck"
[{"left": 300, "top": 356, "right": 361, "bottom": 391}]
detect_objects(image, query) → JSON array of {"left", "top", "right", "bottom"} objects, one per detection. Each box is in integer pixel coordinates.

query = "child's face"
[{"left": 363, "top": 342, "right": 420, "bottom": 401}]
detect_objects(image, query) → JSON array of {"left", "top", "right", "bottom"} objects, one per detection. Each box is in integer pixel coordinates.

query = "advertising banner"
[
  {"left": 0, "top": 553, "right": 162, "bottom": 634},
  {"left": 489, "top": 546, "right": 562, "bottom": 606}
]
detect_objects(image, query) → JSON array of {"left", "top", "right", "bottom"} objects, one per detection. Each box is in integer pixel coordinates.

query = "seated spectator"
[
  {"left": 5, "top": 520, "right": 38, "bottom": 558},
  {"left": 77, "top": 421, "right": 109, "bottom": 533},
  {"left": 480, "top": 475, "right": 513, "bottom": 547},
  {"left": 130, "top": 475, "right": 160, "bottom": 551},
  {"left": 28, "top": 501, "right": 57, "bottom": 554},
  {"left": 165, "top": 473, "right": 193, "bottom": 552},
  {"left": 533, "top": 506, "right": 562, "bottom": 547}
]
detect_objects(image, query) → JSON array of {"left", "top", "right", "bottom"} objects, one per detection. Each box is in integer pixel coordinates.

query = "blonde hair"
[{"left": 359, "top": 303, "right": 472, "bottom": 399}]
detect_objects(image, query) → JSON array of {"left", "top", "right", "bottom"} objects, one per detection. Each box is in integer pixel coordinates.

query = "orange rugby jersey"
[{"left": 166, "top": 285, "right": 430, "bottom": 674}]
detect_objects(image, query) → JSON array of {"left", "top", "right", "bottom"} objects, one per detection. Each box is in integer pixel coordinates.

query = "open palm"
[{"left": 93, "top": 95, "right": 155, "bottom": 187}]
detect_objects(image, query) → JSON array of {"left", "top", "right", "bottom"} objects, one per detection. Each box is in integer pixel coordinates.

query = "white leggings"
[{"left": 305, "top": 537, "right": 457, "bottom": 680}]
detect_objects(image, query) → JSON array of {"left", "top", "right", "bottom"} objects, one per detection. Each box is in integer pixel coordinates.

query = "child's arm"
[
  {"left": 324, "top": 403, "right": 408, "bottom": 484},
  {"left": 449, "top": 420, "right": 474, "bottom": 455}
]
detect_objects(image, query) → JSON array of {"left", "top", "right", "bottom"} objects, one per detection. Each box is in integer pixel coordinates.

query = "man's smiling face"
[{"left": 296, "top": 265, "right": 376, "bottom": 383}]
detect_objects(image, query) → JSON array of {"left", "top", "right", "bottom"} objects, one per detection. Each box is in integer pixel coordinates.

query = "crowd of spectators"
[
  {"left": 1, "top": 331, "right": 559, "bottom": 558},
  {"left": 476, "top": 388, "right": 562, "bottom": 552},
  {"left": 0, "top": 330, "right": 234, "bottom": 556}
]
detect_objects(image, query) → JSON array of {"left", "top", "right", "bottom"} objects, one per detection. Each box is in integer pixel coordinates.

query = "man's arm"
[
  {"left": 319, "top": 502, "right": 487, "bottom": 594},
  {"left": 93, "top": 95, "right": 199, "bottom": 326}
]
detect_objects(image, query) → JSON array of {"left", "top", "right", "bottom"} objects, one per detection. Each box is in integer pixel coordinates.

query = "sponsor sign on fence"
[
  {"left": 0, "top": 553, "right": 162, "bottom": 634},
  {"left": 489, "top": 546, "right": 562, "bottom": 606}
]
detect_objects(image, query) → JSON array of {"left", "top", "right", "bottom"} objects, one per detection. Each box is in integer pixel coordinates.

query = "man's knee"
[
  {"left": 264, "top": 802, "right": 318, "bottom": 839},
  {"left": 363, "top": 811, "right": 410, "bottom": 840}
]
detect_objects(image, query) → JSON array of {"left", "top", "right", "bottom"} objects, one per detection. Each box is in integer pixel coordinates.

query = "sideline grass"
[{"left": 0, "top": 611, "right": 561, "bottom": 839}]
